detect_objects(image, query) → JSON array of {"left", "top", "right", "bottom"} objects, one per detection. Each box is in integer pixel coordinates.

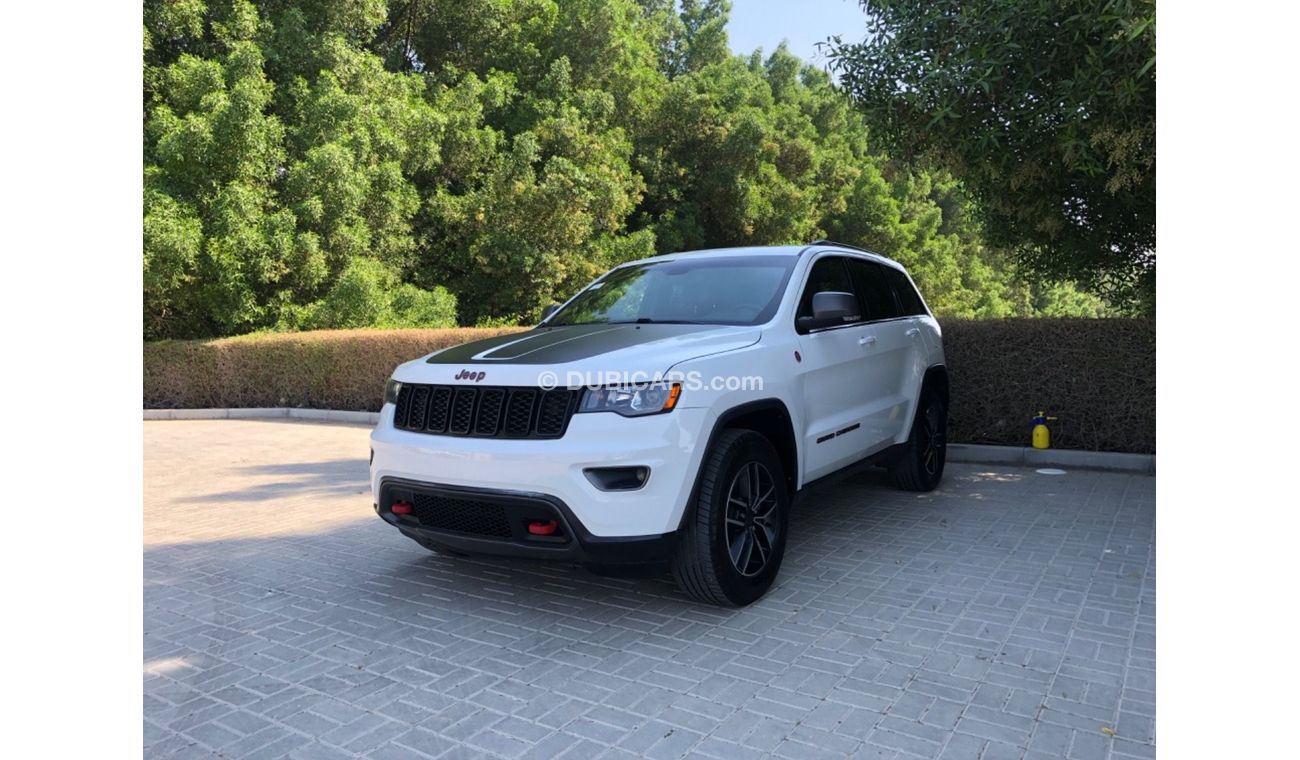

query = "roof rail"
[{"left": 806, "top": 239, "right": 873, "bottom": 254}]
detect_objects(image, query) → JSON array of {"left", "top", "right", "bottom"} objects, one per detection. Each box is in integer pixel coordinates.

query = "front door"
[{"left": 794, "top": 255, "right": 892, "bottom": 481}]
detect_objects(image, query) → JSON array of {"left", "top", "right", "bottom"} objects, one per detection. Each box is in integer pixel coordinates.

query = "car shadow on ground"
[
  {"left": 149, "top": 463, "right": 916, "bottom": 616},
  {"left": 175, "top": 459, "right": 371, "bottom": 504}
]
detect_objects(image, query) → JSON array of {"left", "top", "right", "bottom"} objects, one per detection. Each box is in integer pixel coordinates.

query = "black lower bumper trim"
[{"left": 377, "top": 477, "right": 678, "bottom": 565}]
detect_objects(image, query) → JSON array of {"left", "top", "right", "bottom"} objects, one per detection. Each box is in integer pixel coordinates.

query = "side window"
[
  {"left": 846, "top": 258, "right": 902, "bottom": 321},
  {"left": 796, "top": 256, "right": 858, "bottom": 320},
  {"left": 883, "top": 266, "right": 928, "bottom": 316}
]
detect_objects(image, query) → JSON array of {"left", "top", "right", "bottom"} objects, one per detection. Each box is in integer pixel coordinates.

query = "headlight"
[
  {"left": 578, "top": 382, "right": 682, "bottom": 417},
  {"left": 383, "top": 378, "right": 402, "bottom": 406}
]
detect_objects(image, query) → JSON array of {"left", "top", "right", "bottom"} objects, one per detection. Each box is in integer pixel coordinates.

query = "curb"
[
  {"left": 144, "top": 409, "right": 1155, "bottom": 474},
  {"left": 144, "top": 408, "right": 380, "bottom": 425},
  {"left": 947, "top": 443, "right": 1154, "bottom": 474}
]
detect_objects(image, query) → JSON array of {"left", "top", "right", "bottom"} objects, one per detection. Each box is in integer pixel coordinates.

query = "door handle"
[
  {"left": 858, "top": 335, "right": 877, "bottom": 347},
  {"left": 905, "top": 327, "right": 920, "bottom": 337}
]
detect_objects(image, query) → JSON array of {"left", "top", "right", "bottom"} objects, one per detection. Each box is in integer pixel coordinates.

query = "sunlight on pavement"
[{"left": 144, "top": 420, "right": 374, "bottom": 547}]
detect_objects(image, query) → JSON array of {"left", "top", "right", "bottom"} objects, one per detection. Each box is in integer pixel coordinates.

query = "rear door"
[
  {"left": 845, "top": 257, "right": 917, "bottom": 446},
  {"left": 879, "top": 264, "right": 935, "bottom": 437}
]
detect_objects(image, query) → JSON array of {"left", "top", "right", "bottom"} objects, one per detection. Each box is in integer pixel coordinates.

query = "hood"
[{"left": 392, "top": 323, "right": 760, "bottom": 387}]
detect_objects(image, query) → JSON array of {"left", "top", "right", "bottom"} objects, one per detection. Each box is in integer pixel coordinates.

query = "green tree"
[
  {"left": 143, "top": 0, "right": 1115, "bottom": 339},
  {"left": 144, "top": 0, "right": 462, "bottom": 337},
  {"left": 671, "top": 0, "right": 732, "bottom": 76},
  {"left": 145, "top": 39, "right": 292, "bottom": 337},
  {"left": 425, "top": 57, "right": 654, "bottom": 324},
  {"left": 279, "top": 257, "right": 458, "bottom": 329},
  {"left": 829, "top": 0, "right": 1155, "bottom": 312}
]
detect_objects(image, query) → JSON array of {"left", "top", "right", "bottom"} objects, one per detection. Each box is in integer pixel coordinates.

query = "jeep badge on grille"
[{"left": 454, "top": 369, "right": 486, "bottom": 382}]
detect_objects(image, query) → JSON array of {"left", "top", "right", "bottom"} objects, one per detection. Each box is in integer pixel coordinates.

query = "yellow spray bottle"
[{"left": 1031, "top": 411, "right": 1057, "bottom": 449}]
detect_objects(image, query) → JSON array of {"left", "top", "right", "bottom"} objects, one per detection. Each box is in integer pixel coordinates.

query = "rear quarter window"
[
  {"left": 883, "top": 266, "right": 928, "bottom": 316},
  {"left": 846, "top": 258, "right": 902, "bottom": 321}
]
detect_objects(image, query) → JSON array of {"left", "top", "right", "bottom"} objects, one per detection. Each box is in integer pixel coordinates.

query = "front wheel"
[
  {"left": 672, "top": 429, "right": 790, "bottom": 606},
  {"left": 889, "top": 390, "right": 947, "bottom": 491}
]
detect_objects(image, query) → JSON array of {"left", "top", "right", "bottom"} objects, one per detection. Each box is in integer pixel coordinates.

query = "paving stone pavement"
[{"left": 144, "top": 420, "right": 1155, "bottom": 760}]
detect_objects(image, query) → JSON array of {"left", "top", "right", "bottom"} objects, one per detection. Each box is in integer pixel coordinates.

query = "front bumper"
[
  {"left": 375, "top": 478, "right": 678, "bottom": 564},
  {"left": 369, "top": 403, "right": 711, "bottom": 540}
]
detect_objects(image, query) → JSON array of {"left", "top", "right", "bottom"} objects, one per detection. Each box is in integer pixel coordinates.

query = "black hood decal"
[{"left": 426, "top": 324, "right": 738, "bottom": 365}]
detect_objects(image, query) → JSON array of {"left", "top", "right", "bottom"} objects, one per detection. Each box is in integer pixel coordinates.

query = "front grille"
[
  {"left": 394, "top": 384, "right": 580, "bottom": 439},
  {"left": 410, "top": 492, "right": 512, "bottom": 537},
  {"left": 504, "top": 390, "right": 535, "bottom": 436},
  {"left": 450, "top": 388, "right": 475, "bottom": 434},
  {"left": 475, "top": 389, "right": 505, "bottom": 435}
]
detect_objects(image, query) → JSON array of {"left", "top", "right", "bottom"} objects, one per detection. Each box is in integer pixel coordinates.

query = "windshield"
[{"left": 547, "top": 255, "right": 798, "bottom": 327}]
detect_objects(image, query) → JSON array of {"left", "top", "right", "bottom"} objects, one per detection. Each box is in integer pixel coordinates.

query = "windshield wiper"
[
  {"left": 629, "top": 318, "right": 704, "bottom": 325},
  {"left": 549, "top": 318, "right": 708, "bottom": 326}
]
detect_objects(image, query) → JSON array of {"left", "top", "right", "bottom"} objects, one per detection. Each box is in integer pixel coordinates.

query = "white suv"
[{"left": 370, "top": 242, "right": 948, "bottom": 606}]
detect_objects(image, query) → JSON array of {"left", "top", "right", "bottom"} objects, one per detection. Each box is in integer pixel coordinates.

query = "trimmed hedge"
[
  {"left": 144, "top": 328, "right": 526, "bottom": 412},
  {"left": 144, "top": 319, "right": 1154, "bottom": 453},
  {"left": 944, "top": 319, "right": 1154, "bottom": 453}
]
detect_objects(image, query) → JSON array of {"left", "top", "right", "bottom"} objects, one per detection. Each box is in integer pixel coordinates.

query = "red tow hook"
[
  {"left": 527, "top": 520, "right": 558, "bottom": 536},
  {"left": 390, "top": 501, "right": 413, "bottom": 516}
]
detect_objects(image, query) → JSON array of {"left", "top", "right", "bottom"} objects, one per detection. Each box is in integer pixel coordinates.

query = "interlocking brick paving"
[{"left": 145, "top": 420, "right": 1155, "bottom": 759}]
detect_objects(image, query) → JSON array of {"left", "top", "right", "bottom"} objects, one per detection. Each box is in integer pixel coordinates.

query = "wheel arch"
[
  {"left": 923, "top": 364, "right": 949, "bottom": 408},
  {"left": 676, "top": 398, "right": 799, "bottom": 532}
]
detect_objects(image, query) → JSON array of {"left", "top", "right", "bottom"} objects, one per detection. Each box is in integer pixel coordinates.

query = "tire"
[
  {"left": 889, "top": 389, "right": 947, "bottom": 491},
  {"left": 672, "top": 429, "right": 790, "bottom": 606}
]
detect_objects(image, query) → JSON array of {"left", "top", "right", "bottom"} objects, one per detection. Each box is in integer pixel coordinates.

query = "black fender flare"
[
  {"left": 921, "top": 364, "right": 949, "bottom": 409},
  {"left": 675, "top": 398, "right": 798, "bottom": 533}
]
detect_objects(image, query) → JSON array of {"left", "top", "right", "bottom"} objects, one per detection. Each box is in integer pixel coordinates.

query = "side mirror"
[
  {"left": 539, "top": 303, "right": 562, "bottom": 323},
  {"left": 796, "top": 291, "right": 860, "bottom": 333}
]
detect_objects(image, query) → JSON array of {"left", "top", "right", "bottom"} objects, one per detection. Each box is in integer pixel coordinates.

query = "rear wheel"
[
  {"left": 672, "top": 429, "right": 790, "bottom": 606},
  {"left": 889, "top": 389, "right": 947, "bottom": 491}
]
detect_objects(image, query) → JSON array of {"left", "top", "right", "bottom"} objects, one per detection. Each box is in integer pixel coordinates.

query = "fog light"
[{"left": 584, "top": 466, "right": 650, "bottom": 491}]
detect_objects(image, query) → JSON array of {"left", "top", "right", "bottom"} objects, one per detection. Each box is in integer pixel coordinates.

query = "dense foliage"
[
  {"left": 144, "top": 0, "right": 1111, "bottom": 339},
  {"left": 829, "top": 0, "right": 1155, "bottom": 313}
]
